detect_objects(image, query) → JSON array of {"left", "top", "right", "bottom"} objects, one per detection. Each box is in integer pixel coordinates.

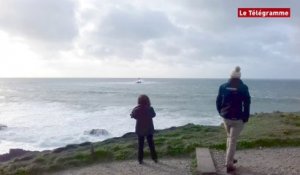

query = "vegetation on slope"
[{"left": 0, "top": 112, "right": 299, "bottom": 175}]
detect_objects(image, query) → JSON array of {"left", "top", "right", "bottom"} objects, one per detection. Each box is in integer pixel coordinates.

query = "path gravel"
[
  {"left": 47, "top": 158, "right": 192, "bottom": 175},
  {"left": 47, "top": 147, "right": 300, "bottom": 175},
  {"left": 211, "top": 147, "right": 300, "bottom": 175}
]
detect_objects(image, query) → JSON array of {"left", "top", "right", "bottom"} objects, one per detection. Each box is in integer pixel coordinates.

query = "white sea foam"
[
  {"left": 0, "top": 101, "right": 221, "bottom": 154},
  {"left": 0, "top": 102, "right": 134, "bottom": 153}
]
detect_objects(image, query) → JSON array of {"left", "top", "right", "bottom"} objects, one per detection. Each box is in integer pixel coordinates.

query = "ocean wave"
[{"left": 252, "top": 96, "right": 300, "bottom": 102}]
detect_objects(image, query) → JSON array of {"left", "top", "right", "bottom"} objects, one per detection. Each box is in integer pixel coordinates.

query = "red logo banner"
[{"left": 238, "top": 8, "right": 291, "bottom": 18}]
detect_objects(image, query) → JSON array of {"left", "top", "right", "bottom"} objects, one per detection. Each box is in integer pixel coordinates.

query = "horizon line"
[{"left": 0, "top": 77, "right": 299, "bottom": 80}]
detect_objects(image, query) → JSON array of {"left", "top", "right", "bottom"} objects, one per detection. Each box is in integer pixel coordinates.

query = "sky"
[{"left": 0, "top": 0, "right": 299, "bottom": 79}]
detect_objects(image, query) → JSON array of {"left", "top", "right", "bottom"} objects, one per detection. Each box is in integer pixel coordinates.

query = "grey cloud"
[
  {"left": 86, "top": 0, "right": 298, "bottom": 67},
  {"left": 85, "top": 41, "right": 143, "bottom": 60},
  {"left": 172, "top": 0, "right": 299, "bottom": 32},
  {"left": 150, "top": 39, "right": 182, "bottom": 56},
  {"left": 82, "top": 7, "right": 180, "bottom": 59},
  {"left": 0, "top": 0, "right": 78, "bottom": 46},
  {"left": 148, "top": 0, "right": 298, "bottom": 66},
  {"left": 140, "top": 21, "right": 295, "bottom": 67},
  {"left": 99, "top": 9, "right": 178, "bottom": 41},
  {"left": 0, "top": 0, "right": 298, "bottom": 78},
  {"left": 141, "top": 29, "right": 291, "bottom": 68}
]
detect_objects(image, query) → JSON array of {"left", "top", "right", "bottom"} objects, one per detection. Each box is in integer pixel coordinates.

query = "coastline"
[{"left": 0, "top": 111, "right": 299, "bottom": 175}]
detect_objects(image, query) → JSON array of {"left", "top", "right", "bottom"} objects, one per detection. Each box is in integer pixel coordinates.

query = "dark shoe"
[
  {"left": 139, "top": 160, "right": 143, "bottom": 164},
  {"left": 226, "top": 165, "right": 236, "bottom": 173},
  {"left": 153, "top": 159, "right": 158, "bottom": 163},
  {"left": 233, "top": 159, "right": 238, "bottom": 164}
]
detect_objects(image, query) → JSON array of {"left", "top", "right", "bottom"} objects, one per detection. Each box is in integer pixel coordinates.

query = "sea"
[{"left": 0, "top": 78, "right": 300, "bottom": 154}]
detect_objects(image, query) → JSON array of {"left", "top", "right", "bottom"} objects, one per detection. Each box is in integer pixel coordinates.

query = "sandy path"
[
  {"left": 47, "top": 147, "right": 300, "bottom": 175},
  {"left": 211, "top": 147, "right": 300, "bottom": 175},
  {"left": 47, "top": 158, "right": 192, "bottom": 175}
]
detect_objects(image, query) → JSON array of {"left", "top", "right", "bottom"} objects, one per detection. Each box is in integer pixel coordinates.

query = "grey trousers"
[{"left": 223, "top": 119, "right": 244, "bottom": 166}]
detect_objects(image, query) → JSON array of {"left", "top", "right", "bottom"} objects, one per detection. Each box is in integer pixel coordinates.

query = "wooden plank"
[{"left": 196, "top": 148, "right": 217, "bottom": 175}]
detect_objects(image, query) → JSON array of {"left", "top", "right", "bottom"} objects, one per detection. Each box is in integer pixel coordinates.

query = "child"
[{"left": 130, "top": 94, "right": 158, "bottom": 164}]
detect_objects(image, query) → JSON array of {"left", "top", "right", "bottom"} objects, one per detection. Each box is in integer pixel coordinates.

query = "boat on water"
[{"left": 136, "top": 78, "right": 142, "bottom": 84}]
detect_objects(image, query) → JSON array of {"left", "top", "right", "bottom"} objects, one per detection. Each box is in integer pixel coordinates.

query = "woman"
[{"left": 130, "top": 94, "right": 158, "bottom": 164}]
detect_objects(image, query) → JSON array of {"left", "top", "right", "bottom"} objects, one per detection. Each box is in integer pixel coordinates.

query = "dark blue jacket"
[
  {"left": 131, "top": 105, "right": 156, "bottom": 136},
  {"left": 216, "top": 79, "right": 251, "bottom": 122}
]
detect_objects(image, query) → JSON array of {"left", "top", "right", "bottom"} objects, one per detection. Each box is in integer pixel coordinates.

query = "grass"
[{"left": 0, "top": 111, "right": 299, "bottom": 175}]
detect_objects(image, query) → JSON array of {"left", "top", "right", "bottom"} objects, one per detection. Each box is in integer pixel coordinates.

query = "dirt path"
[
  {"left": 47, "top": 147, "right": 300, "bottom": 175},
  {"left": 47, "top": 158, "right": 192, "bottom": 175},
  {"left": 211, "top": 147, "right": 300, "bottom": 175}
]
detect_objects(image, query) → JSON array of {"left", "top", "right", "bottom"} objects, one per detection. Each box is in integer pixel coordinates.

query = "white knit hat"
[{"left": 231, "top": 66, "right": 241, "bottom": 79}]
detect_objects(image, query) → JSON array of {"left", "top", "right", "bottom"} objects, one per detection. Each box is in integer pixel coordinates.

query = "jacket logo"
[{"left": 226, "top": 87, "right": 238, "bottom": 91}]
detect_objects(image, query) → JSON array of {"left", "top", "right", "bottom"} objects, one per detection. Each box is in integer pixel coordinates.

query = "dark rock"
[
  {"left": 52, "top": 144, "right": 78, "bottom": 153},
  {"left": 79, "top": 142, "right": 92, "bottom": 146},
  {"left": 121, "top": 132, "right": 136, "bottom": 139},
  {"left": 84, "top": 129, "right": 110, "bottom": 136},
  {"left": 0, "top": 124, "right": 7, "bottom": 130},
  {"left": 53, "top": 142, "right": 94, "bottom": 154},
  {"left": 65, "top": 144, "right": 78, "bottom": 149},
  {"left": 0, "top": 149, "right": 32, "bottom": 162},
  {"left": 53, "top": 147, "right": 66, "bottom": 153}
]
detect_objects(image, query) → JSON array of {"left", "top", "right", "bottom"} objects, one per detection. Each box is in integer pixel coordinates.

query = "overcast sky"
[{"left": 0, "top": 0, "right": 299, "bottom": 78}]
